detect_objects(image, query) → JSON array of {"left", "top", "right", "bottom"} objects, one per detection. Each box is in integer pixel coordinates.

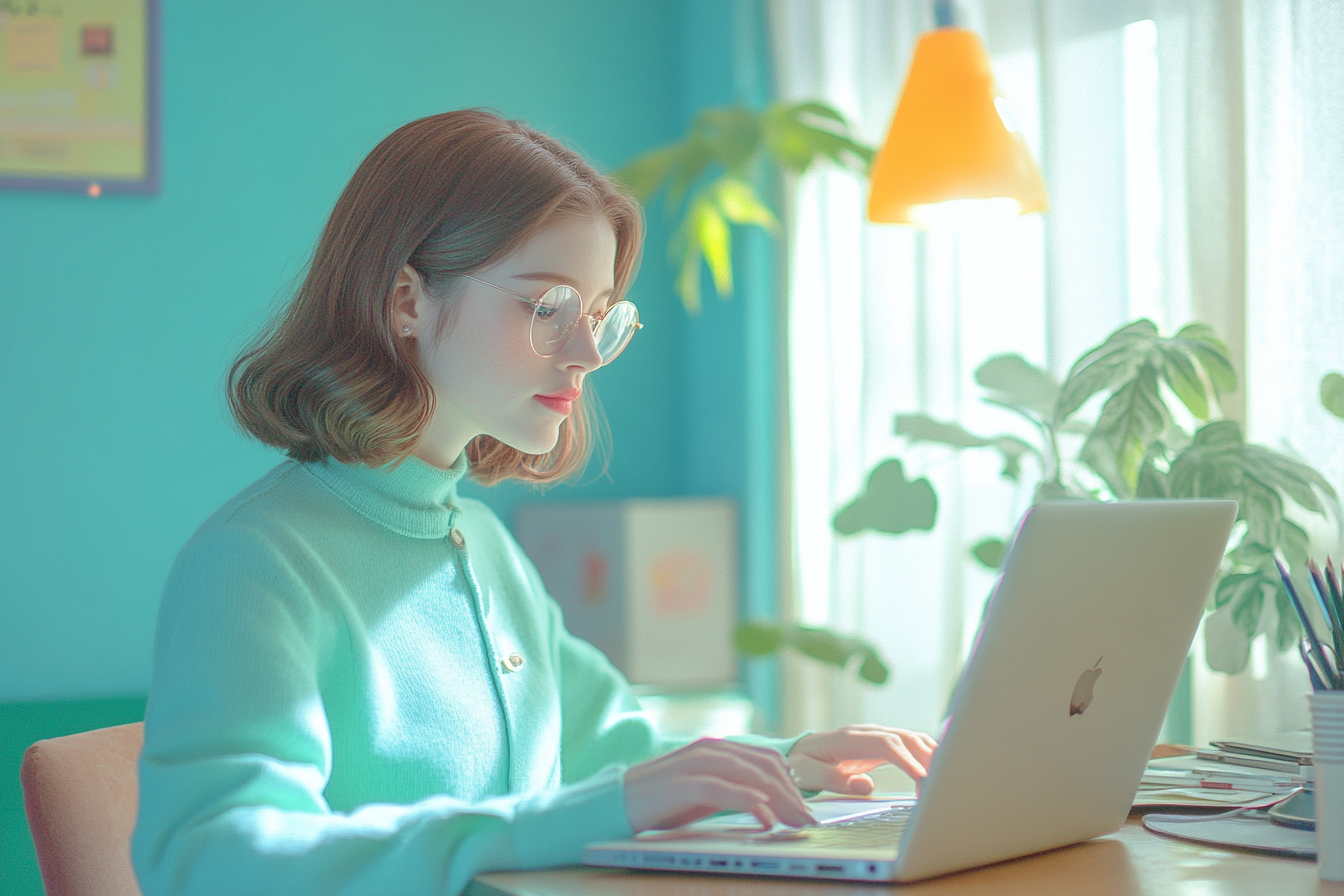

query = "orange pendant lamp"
[{"left": 868, "top": 6, "right": 1048, "bottom": 225}]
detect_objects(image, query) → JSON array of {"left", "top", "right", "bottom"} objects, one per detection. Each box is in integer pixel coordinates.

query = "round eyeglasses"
[{"left": 459, "top": 274, "right": 641, "bottom": 365}]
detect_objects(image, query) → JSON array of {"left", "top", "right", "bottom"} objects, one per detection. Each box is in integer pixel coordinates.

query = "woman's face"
[{"left": 403, "top": 215, "right": 617, "bottom": 469}]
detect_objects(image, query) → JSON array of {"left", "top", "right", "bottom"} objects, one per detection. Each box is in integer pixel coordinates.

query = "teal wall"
[
  {"left": 0, "top": 2, "right": 781, "bottom": 893},
  {"left": 1, "top": 0, "right": 685, "bottom": 702},
  {"left": 675, "top": 0, "right": 782, "bottom": 725}
]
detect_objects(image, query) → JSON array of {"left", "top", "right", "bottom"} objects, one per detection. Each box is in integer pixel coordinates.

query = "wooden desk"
[{"left": 470, "top": 816, "right": 1344, "bottom": 895}]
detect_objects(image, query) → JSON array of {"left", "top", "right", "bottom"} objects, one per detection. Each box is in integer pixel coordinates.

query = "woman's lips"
[{"left": 534, "top": 389, "right": 581, "bottom": 415}]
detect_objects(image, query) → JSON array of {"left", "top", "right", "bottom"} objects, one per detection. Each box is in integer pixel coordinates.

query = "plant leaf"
[
  {"left": 1055, "top": 319, "right": 1159, "bottom": 422},
  {"left": 1214, "top": 572, "right": 1262, "bottom": 610},
  {"left": 894, "top": 415, "right": 1037, "bottom": 480},
  {"left": 669, "top": 191, "right": 734, "bottom": 311},
  {"left": 857, "top": 649, "right": 890, "bottom": 684},
  {"left": 1203, "top": 603, "right": 1253, "bottom": 674},
  {"left": 1058, "top": 419, "right": 1094, "bottom": 435},
  {"left": 1166, "top": 421, "right": 1334, "bottom": 522},
  {"left": 1135, "top": 451, "right": 1170, "bottom": 498},
  {"left": 1280, "top": 520, "right": 1311, "bottom": 568},
  {"left": 612, "top": 143, "right": 684, "bottom": 202},
  {"left": 663, "top": 135, "right": 716, "bottom": 210},
  {"left": 1034, "top": 480, "right": 1078, "bottom": 502},
  {"left": 761, "top": 100, "right": 875, "bottom": 175},
  {"left": 895, "top": 414, "right": 992, "bottom": 448},
  {"left": 733, "top": 620, "right": 782, "bottom": 656},
  {"left": 692, "top": 105, "right": 762, "bottom": 174},
  {"left": 1323, "top": 372, "right": 1344, "bottom": 420},
  {"left": 713, "top": 177, "right": 778, "bottom": 231},
  {"left": 735, "top": 622, "right": 891, "bottom": 684},
  {"left": 1079, "top": 364, "right": 1169, "bottom": 497},
  {"left": 975, "top": 354, "right": 1059, "bottom": 420},
  {"left": 675, "top": 238, "right": 702, "bottom": 314},
  {"left": 833, "top": 458, "right": 939, "bottom": 536},
  {"left": 989, "top": 436, "right": 1037, "bottom": 481},
  {"left": 787, "top": 626, "right": 857, "bottom": 666},
  {"left": 971, "top": 537, "right": 1008, "bottom": 570},
  {"left": 1158, "top": 344, "right": 1210, "bottom": 419},
  {"left": 1230, "top": 579, "right": 1267, "bottom": 637},
  {"left": 1274, "top": 582, "right": 1302, "bottom": 651},
  {"left": 695, "top": 200, "right": 732, "bottom": 297},
  {"left": 1173, "top": 323, "right": 1237, "bottom": 394}
]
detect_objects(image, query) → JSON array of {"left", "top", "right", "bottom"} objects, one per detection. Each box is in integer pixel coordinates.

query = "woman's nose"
[{"left": 559, "top": 317, "right": 604, "bottom": 371}]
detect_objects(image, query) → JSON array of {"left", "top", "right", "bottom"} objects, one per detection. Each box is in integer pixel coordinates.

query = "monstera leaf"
[
  {"left": 1156, "top": 420, "right": 1332, "bottom": 673},
  {"left": 833, "top": 459, "right": 938, "bottom": 536},
  {"left": 734, "top": 621, "right": 890, "bottom": 684},
  {"left": 1057, "top": 320, "right": 1236, "bottom": 497}
]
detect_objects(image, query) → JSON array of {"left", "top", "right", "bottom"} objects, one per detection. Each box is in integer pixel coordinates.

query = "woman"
[{"left": 132, "top": 109, "right": 936, "bottom": 896}]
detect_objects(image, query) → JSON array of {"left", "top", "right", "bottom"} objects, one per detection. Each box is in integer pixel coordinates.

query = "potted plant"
[{"left": 840, "top": 319, "right": 1337, "bottom": 674}]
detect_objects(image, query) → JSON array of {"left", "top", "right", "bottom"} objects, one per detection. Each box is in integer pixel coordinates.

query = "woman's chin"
[{"left": 498, "top": 426, "right": 562, "bottom": 456}]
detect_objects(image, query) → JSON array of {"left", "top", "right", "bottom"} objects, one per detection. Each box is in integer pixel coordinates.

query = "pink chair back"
[{"left": 21, "top": 722, "right": 144, "bottom": 896}]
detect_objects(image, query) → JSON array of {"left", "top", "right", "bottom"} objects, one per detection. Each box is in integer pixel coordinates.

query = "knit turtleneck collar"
[{"left": 301, "top": 452, "right": 469, "bottom": 539}]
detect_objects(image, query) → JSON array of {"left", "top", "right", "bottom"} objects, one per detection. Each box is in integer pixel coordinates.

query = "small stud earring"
[{"left": 402, "top": 326, "right": 412, "bottom": 335}]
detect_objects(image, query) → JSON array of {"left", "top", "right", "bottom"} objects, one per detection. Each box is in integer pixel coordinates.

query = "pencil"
[
  {"left": 1302, "top": 638, "right": 1330, "bottom": 691},
  {"left": 1326, "top": 557, "right": 1344, "bottom": 639},
  {"left": 1307, "top": 560, "right": 1344, "bottom": 679},
  {"left": 1277, "top": 559, "right": 1339, "bottom": 689}
]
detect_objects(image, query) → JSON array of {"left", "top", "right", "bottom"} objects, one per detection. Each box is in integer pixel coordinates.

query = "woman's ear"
[{"left": 391, "top": 264, "right": 428, "bottom": 338}]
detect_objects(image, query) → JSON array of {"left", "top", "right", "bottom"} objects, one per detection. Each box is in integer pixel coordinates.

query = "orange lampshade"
[{"left": 868, "top": 27, "right": 1048, "bottom": 224}]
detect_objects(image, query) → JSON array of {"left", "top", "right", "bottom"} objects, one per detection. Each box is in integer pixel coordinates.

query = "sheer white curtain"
[
  {"left": 768, "top": 0, "right": 1344, "bottom": 742},
  {"left": 1192, "top": 0, "right": 1344, "bottom": 744}
]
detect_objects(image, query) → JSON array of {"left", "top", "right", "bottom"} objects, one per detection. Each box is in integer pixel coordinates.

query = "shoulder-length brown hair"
[{"left": 228, "top": 109, "right": 643, "bottom": 485}]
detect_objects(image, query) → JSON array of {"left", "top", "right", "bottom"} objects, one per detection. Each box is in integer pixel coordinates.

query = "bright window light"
[{"left": 1123, "top": 18, "right": 1162, "bottom": 327}]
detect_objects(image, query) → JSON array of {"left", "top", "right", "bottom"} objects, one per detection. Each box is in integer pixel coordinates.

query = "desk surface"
[{"left": 469, "top": 816, "right": 1344, "bottom": 896}]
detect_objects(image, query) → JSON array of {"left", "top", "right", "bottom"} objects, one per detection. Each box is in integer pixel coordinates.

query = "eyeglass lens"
[{"left": 532, "top": 285, "right": 638, "bottom": 363}]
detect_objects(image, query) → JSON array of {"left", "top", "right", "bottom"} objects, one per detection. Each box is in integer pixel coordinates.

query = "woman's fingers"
[
  {"left": 789, "top": 753, "right": 876, "bottom": 795},
  {"left": 787, "top": 726, "right": 940, "bottom": 788},
  {"left": 668, "top": 741, "right": 814, "bottom": 821},
  {"left": 879, "top": 733, "right": 929, "bottom": 779},
  {"left": 624, "top": 739, "right": 818, "bottom": 833}
]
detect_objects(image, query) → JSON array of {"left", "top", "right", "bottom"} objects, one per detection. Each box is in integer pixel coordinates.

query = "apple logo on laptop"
[{"left": 1070, "top": 657, "right": 1103, "bottom": 716}]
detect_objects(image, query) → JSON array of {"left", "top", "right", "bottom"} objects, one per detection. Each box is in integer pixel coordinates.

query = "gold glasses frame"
[{"left": 459, "top": 273, "right": 642, "bottom": 364}]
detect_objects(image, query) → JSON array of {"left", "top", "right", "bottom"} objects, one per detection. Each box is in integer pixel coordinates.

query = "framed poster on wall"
[{"left": 0, "top": 0, "right": 159, "bottom": 194}]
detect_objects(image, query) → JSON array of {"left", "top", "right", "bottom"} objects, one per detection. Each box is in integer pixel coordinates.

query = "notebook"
[{"left": 585, "top": 499, "right": 1238, "bottom": 882}]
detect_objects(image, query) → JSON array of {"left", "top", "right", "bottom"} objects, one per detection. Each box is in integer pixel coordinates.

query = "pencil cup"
[{"left": 1311, "top": 691, "right": 1344, "bottom": 881}]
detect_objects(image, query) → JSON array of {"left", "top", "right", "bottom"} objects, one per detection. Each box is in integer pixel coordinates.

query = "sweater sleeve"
[
  {"left": 132, "top": 524, "right": 633, "bottom": 896},
  {"left": 546, "top": 597, "right": 811, "bottom": 784}
]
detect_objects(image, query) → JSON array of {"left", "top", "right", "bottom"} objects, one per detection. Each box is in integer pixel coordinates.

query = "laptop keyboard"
[{"left": 758, "top": 807, "right": 912, "bottom": 849}]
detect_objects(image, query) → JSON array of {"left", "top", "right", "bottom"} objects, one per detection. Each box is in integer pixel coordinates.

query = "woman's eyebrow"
[{"left": 511, "top": 271, "right": 616, "bottom": 298}]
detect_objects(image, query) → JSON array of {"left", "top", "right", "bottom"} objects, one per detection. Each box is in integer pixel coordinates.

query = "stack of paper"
[{"left": 1135, "top": 734, "right": 1311, "bottom": 809}]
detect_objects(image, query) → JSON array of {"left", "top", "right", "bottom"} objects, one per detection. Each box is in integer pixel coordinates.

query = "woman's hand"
[
  {"left": 624, "top": 738, "right": 818, "bottom": 833},
  {"left": 787, "top": 725, "right": 938, "bottom": 795}
]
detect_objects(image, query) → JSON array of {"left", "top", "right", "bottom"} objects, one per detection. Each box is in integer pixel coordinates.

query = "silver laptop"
[{"left": 585, "top": 499, "right": 1238, "bottom": 882}]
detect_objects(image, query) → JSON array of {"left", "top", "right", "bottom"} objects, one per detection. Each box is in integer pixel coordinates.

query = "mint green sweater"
[{"left": 132, "top": 455, "right": 798, "bottom": 895}]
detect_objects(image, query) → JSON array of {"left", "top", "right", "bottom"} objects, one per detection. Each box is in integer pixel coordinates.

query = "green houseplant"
[
  {"left": 838, "top": 319, "right": 1336, "bottom": 674},
  {"left": 615, "top": 101, "right": 873, "bottom": 313}
]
